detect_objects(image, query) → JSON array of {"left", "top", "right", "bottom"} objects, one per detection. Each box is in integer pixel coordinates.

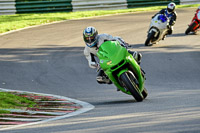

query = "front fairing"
[
  {"left": 97, "top": 41, "right": 145, "bottom": 95},
  {"left": 97, "top": 41, "right": 128, "bottom": 70},
  {"left": 190, "top": 12, "right": 200, "bottom": 28},
  {"left": 150, "top": 14, "right": 169, "bottom": 30}
]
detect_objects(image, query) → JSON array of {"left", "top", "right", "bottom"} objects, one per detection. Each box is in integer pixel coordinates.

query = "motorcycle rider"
[
  {"left": 83, "top": 26, "right": 142, "bottom": 84},
  {"left": 192, "top": 6, "right": 200, "bottom": 24},
  {"left": 152, "top": 2, "right": 177, "bottom": 39}
]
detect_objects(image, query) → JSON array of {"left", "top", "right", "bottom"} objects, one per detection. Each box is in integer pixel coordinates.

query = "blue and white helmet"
[{"left": 83, "top": 26, "right": 98, "bottom": 48}]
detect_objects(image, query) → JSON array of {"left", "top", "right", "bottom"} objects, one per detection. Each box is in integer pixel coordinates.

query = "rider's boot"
[
  {"left": 130, "top": 51, "right": 146, "bottom": 79},
  {"left": 132, "top": 51, "right": 142, "bottom": 65},
  {"left": 167, "top": 25, "right": 173, "bottom": 35},
  {"left": 162, "top": 34, "right": 166, "bottom": 40},
  {"left": 96, "top": 69, "right": 112, "bottom": 84}
]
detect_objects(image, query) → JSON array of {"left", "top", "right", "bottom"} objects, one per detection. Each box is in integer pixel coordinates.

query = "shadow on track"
[
  {"left": 92, "top": 99, "right": 137, "bottom": 106},
  {"left": 129, "top": 43, "right": 145, "bottom": 49},
  {"left": 169, "top": 33, "right": 186, "bottom": 37}
]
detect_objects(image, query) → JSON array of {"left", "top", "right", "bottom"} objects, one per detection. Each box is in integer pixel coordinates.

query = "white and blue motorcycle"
[{"left": 145, "top": 14, "right": 169, "bottom": 46}]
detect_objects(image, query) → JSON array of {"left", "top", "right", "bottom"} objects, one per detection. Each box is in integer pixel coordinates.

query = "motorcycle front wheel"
[
  {"left": 120, "top": 71, "right": 143, "bottom": 102},
  {"left": 145, "top": 31, "right": 155, "bottom": 46},
  {"left": 185, "top": 22, "right": 196, "bottom": 35},
  {"left": 142, "top": 87, "right": 148, "bottom": 99}
]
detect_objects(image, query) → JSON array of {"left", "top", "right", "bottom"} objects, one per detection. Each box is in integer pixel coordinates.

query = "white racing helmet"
[{"left": 167, "top": 2, "right": 176, "bottom": 13}]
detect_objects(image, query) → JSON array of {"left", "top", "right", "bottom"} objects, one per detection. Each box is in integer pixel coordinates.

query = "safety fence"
[
  {"left": 0, "top": 0, "right": 16, "bottom": 15},
  {"left": 180, "top": 0, "right": 200, "bottom": 5},
  {"left": 16, "top": 0, "right": 72, "bottom": 13},
  {"left": 0, "top": 0, "right": 200, "bottom": 15},
  {"left": 72, "top": 0, "right": 127, "bottom": 12}
]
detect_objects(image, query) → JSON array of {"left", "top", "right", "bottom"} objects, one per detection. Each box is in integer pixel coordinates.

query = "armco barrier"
[
  {"left": 127, "top": 0, "right": 180, "bottom": 8},
  {"left": 1, "top": 0, "right": 200, "bottom": 15},
  {"left": 14, "top": 0, "right": 181, "bottom": 13},
  {"left": 0, "top": 0, "right": 16, "bottom": 15},
  {"left": 180, "top": 0, "right": 200, "bottom": 5},
  {"left": 72, "top": 0, "right": 127, "bottom": 12},
  {"left": 16, "top": 0, "right": 72, "bottom": 13}
]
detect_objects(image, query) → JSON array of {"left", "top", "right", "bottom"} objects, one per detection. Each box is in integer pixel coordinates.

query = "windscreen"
[
  {"left": 158, "top": 15, "right": 168, "bottom": 23},
  {"left": 97, "top": 41, "right": 127, "bottom": 65}
]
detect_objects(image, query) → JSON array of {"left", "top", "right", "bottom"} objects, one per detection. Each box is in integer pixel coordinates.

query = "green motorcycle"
[{"left": 97, "top": 41, "right": 148, "bottom": 102}]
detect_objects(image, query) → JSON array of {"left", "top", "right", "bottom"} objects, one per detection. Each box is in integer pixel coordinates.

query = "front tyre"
[
  {"left": 145, "top": 31, "right": 155, "bottom": 46},
  {"left": 142, "top": 87, "right": 148, "bottom": 99},
  {"left": 120, "top": 71, "right": 143, "bottom": 102},
  {"left": 185, "top": 22, "right": 196, "bottom": 35}
]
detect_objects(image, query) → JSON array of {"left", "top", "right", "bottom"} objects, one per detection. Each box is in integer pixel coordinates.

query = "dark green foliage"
[{"left": 127, "top": 0, "right": 180, "bottom": 8}]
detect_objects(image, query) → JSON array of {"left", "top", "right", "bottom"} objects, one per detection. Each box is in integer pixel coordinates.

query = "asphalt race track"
[{"left": 0, "top": 8, "right": 200, "bottom": 133}]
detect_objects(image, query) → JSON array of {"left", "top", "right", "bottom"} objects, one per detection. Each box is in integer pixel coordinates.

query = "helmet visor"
[
  {"left": 167, "top": 8, "right": 173, "bottom": 12},
  {"left": 85, "top": 36, "right": 95, "bottom": 44}
]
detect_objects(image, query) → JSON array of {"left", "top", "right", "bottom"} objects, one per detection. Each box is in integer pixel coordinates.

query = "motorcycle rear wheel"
[
  {"left": 145, "top": 31, "right": 155, "bottom": 46},
  {"left": 120, "top": 71, "right": 143, "bottom": 102},
  {"left": 185, "top": 22, "right": 196, "bottom": 35}
]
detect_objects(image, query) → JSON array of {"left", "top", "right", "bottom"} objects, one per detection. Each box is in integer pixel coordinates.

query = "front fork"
[{"left": 148, "top": 27, "right": 159, "bottom": 37}]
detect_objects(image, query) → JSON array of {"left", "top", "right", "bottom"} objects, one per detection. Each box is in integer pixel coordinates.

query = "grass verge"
[
  {"left": 0, "top": 92, "right": 36, "bottom": 114},
  {"left": 0, "top": 4, "right": 200, "bottom": 34}
]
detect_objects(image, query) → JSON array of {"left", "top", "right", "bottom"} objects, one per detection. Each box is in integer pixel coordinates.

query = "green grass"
[
  {"left": 0, "top": 4, "right": 199, "bottom": 34},
  {"left": 0, "top": 92, "right": 36, "bottom": 114}
]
